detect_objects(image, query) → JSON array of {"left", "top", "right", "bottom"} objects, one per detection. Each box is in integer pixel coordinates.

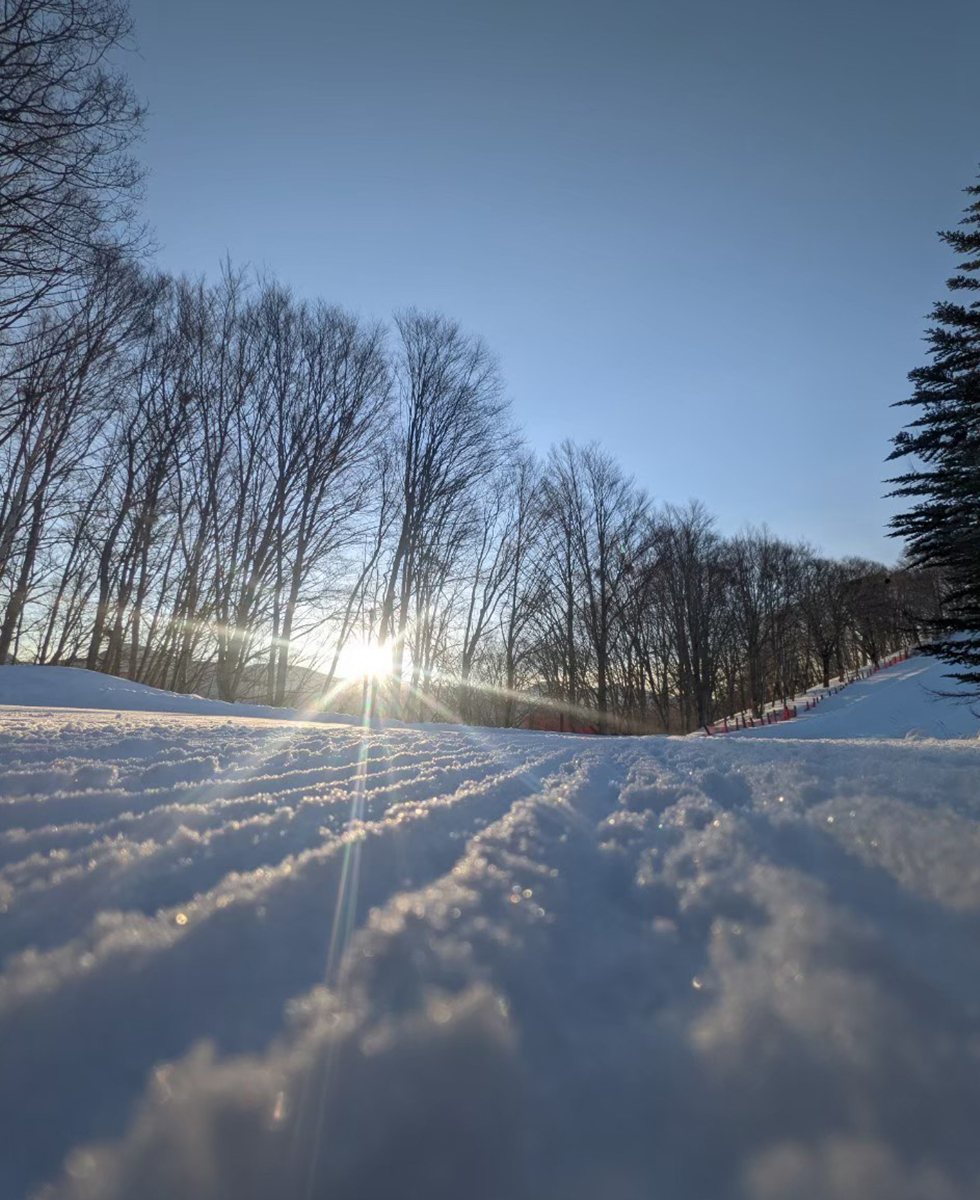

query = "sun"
[{"left": 335, "top": 637, "right": 392, "bottom": 680}]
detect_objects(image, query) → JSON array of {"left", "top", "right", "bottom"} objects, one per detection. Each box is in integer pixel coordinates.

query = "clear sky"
[{"left": 126, "top": 0, "right": 980, "bottom": 562}]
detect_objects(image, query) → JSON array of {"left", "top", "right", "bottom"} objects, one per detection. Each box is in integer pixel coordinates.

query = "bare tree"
[
  {"left": 0, "top": 255, "right": 150, "bottom": 662},
  {"left": 256, "top": 289, "right": 390, "bottom": 704},
  {"left": 456, "top": 468, "right": 529, "bottom": 720},
  {"left": 0, "top": 0, "right": 145, "bottom": 338},
  {"left": 649, "top": 502, "right": 729, "bottom": 731},
  {"left": 379, "top": 309, "right": 511, "bottom": 712},
  {"left": 726, "top": 528, "right": 780, "bottom": 717},
  {"left": 541, "top": 442, "right": 648, "bottom": 732},
  {"left": 800, "top": 552, "right": 850, "bottom": 688},
  {"left": 497, "top": 454, "right": 543, "bottom": 726}
]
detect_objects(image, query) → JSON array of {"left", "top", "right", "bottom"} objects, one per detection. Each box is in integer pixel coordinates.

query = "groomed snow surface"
[
  {"left": 0, "top": 664, "right": 978, "bottom": 1200},
  {"left": 721, "top": 652, "right": 980, "bottom": 741}
]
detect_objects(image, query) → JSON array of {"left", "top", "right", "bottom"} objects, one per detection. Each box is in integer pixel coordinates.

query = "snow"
[
  {"left": 0, "top": 664, "right": 364, "bottom": 723},
  {"left": 731, "top": 654, "right": 980, "bottom": 741},
  {"left": 1, "top": 663, "right": 979, "bottom": 1199}
]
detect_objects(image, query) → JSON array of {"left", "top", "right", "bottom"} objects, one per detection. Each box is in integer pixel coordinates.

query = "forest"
[{"left": 0, "top": 263, "right": 942, "bottom": 731}]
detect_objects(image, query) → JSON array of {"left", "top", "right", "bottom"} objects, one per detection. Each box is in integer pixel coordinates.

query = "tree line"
[
  {"left": 0, "top": 0, "right": 955, "bottom": 729},
  {"left": 0, "top": 263, "right": 941, "bottom": 730}
]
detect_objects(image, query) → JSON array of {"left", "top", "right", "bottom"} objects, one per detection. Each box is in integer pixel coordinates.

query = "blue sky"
[{"left": 127, "top": 0, "right": 980, "bottom": 561}]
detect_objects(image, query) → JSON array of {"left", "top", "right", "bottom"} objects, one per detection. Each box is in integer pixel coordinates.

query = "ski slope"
[
  {"left": 732, "top": 653, "right": 980, "bottom": 740},
  {"left": 0, "top": 665, "right": 979, "bottom": 1200}
]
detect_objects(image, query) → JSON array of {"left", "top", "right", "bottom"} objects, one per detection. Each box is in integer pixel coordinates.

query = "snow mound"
[
  {"left": 1, "top": 703, "right": 980, "bottom": 1199},
  {"left": 738, "top": 654, "right": 979, "bottom": 741},
  {"left": 0, "top": 665, "right": 360, "bottom": 724}
]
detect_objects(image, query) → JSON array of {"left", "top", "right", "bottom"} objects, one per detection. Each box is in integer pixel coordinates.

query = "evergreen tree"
[{"left": 888, "top": 174, "right": 980, "bottom": 690}]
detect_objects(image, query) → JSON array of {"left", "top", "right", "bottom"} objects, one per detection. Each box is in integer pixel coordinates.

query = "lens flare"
[{"left": 335, "top": 638, "right": 392, "bottom": 680}]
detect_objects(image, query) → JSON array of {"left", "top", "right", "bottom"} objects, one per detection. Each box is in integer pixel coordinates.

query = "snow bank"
[
  {"left": 1, "top": 701, "right": 980, "bottom": 1199},
  {"left": 0, "top": 664, "right": 361, "bottom": 723}
]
